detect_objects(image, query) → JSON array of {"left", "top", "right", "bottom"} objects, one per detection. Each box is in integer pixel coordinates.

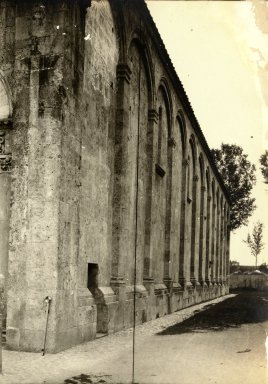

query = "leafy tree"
[
  {"left": 243, "top": 221, "right": 264, "bottom": 269},
  {"left": 259, "top": 263, "right": 268, "bottom": 274},
  {"left": 211, "top": 144, "right": 256, "bottom": 231},
  {"left": 229, "top": 260, "right": 240, "bottom": 273},
  {"left": 259, "top": 150, "right": 268, "bottom": 183}
]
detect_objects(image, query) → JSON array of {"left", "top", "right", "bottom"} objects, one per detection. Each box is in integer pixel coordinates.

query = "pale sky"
[{"left": 147, "top": 0, "right": 268, "bottom": 267}]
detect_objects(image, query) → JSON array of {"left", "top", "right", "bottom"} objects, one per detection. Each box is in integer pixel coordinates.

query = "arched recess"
[
  {"left": 157, "top": 78, "right": 173, "bottom": 137},
  {"left": 189, "top": 135, "right": 198, "bottom": 285},
  {"left": 223, "top": 200, "right": 229, "bottom": 283},
  {"left": 153, "top": 80, "right": 173, "bottom": 286},
  {"left": 177, "top": 110, "right": 188, "bottom": 285},
  {"left": 198, "top": 154, "right": 206, "bottom": 284},
  {"left": 226, "top": 207, "right": 231, "bottom": 277},
  {"left": 205, "top": 168, "right": 212, "bottom": 284},
  {"left": 126, "top": 30, "right": 155, "bottom": 107},
  {"left": 109, "top": 0, "right": 127, "bottom": 64},
  {"left": 111, "top": 36, "right": 153, "bottom": 288},
  {"left": 128, "top": 38, "right": 153, "bottom": 285},
  {"left": 211, "top": 179, "right": 216, "bottom": 282}
]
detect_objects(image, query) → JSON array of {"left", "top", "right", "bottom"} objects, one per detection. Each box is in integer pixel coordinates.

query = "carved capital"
[
  {"left": 148, "top": 109, "right": 158, "bottom": 123},
  {"left": 193, "top": 174, "right": 199, "bottom": 182},
  {"left": 0, "top": 154, "right": 12, "bottom": 172},
  {"left": 208, "top": 195, "right": 212, "bottom": 202},
  {"left": 201, "top": 186, "right": 206, "bottom": 192},
  {"left": 116, "top": 63, "right": 132, "bottom": 84},
  {"left": 182, "top": 158, "right": 189, "bottom": 167}
]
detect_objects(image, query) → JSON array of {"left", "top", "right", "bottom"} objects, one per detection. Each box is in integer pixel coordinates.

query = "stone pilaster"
[
  {"left": 205, "top": 195, "right": 212, "bottom": 285},
  {"left": 111, "top": 63, "right": 132, "bottom": 291},
  {"left": 216, "top": 200, "right": 221, "bottom": 285},
  {"left": 190, "top": 174, "right": 199, "bottom": 287},
  {"left": 198, "top": 185, "right": 206, "bottom": 285},
  {"left": 211, "top": 201, "right": 217, "bottom": 284},
  {"left": 179, "top": 158, "right": 189, "bottom": 288},
  {"left": 163, "top": 134, "right": 177, "bottom": 291},
  {"left": 143, "top": 109, "right": 158, "bottom": 285}
]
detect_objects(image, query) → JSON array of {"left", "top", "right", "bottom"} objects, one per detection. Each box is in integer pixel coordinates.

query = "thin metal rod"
[{"left": 132, "top": 18, "right": 142, "bottom": 384}]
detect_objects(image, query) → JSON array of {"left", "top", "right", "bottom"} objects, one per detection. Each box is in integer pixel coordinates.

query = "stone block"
[{"left": 6, "top": 326, "right": 20, "bottom": 350}]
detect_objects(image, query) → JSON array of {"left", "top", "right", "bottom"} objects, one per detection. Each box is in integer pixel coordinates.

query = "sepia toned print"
[{"left": 0, "top": 1, "right": 267, "bottom": 383}]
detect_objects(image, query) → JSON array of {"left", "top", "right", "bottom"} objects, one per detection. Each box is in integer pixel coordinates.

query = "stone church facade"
[{"left": 0, "top": 0, "right": 230, "bottom": 352}]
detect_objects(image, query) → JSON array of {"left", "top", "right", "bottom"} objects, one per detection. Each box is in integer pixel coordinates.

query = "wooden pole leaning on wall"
[{"left": 42, "top": 296, "right": 52, "bottom": 356}]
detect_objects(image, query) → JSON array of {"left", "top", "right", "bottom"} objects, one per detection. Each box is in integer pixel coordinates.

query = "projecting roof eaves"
[{"left": 140, "top": 0, "right": 231, "bottom": 205}]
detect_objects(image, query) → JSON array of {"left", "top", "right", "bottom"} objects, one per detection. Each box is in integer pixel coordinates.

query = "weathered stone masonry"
[{"left": 0, "top": 0, "right": 231, "bottom": 352}]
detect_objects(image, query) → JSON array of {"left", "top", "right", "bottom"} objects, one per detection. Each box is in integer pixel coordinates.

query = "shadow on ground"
[
  {"left": 64, "top": 373, "right": 112, "bottom": 384},
  {"left": 158, "top": 290, "right": 268, "bottom": 335}
]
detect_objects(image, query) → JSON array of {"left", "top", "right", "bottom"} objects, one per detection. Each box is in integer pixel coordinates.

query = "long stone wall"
[
  {"left": 0, "top": 0, "right": 231, "bottom": 353},
  {"left": 230, "top": 273, "right": 268, "bottom": 290}
]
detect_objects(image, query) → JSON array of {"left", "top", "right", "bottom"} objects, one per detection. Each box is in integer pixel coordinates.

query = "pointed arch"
[
  {"left": 109, "top": 1, "right": 127, "bottom": 64},
  {"left": 176, "top": 109, "right": 187, "bottom": 157},
  {"left": 157, "top": 77, "right": 173, "bottom": 137},
  {"left": 199, "top": 154, "right": 205, "bottom": 186},
  {"left": 189, "top": 135, "right": 197, "bottom": 171},
  {"left": 128, "top": 34, "right": 155, "bottom": 108}
]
